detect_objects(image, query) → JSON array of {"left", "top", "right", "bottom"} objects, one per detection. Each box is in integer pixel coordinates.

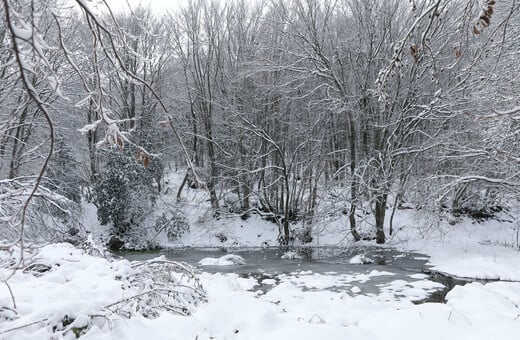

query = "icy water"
[{"left": 120, "top": 246, "right": 468, "bottom": 303}]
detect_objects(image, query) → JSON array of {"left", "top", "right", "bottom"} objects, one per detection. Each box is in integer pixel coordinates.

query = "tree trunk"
[
  {"left": 177, "top": 172, "right": 189, "bottom": 202},
  {"left": 8, "top": 107, "right": 31, "bottom": 179},
  {"left": 282, "top": 172, "right": 291, "bottom": 245},
  {"left": 348, "top": 118, "right": 361, "bottom": 241},
  {"left": 389, "top": 192, "right": 399, "bottom": 236},
  {"left": 375, "top": 193, "right": 387, "bottom": 244},
  {"left": 87, "top": 101, "right": 98, "bottom": 182},
  {"left": 206, "top": 141, "right": 220, "bottom": 209},
  {"left": 240, "top": 179, "right": 250, "bottom": 211}
]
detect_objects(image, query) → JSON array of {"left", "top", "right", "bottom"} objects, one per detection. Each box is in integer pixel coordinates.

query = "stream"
[{"left": 120, "top": 246, "right": 471, "bottom": 303}]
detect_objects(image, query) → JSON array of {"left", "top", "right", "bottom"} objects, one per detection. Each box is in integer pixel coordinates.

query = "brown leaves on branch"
[
  {"left": 410, "top": 44, "right": 419, "bottom": 63},
  {"left": 454, "top": 47, "right": 462, "bottom": 58},
  {"left": 136, "top": 150, "right": 150, "bottom": 168},
  {"left": 473, "top": 0, "right": 495, "bottom": 35}
]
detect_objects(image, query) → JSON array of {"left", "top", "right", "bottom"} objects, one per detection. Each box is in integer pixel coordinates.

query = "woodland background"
[{"left": 1, "top": 0, "right": 518, "bottom": 248}]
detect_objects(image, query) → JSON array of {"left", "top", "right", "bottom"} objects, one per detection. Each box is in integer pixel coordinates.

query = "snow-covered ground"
[
  {"left": 2, "top": 241, "right": 520, "bottom": 339},
  {"left": 0, "top": 243, "right": 205, "bottom": 340},
  {"left": 111, "top": 273, "right": 520, "bottom": 340},
  {"left": 3, "top": 210, "right": 520, "bottom": 340},
  {"left": 4, "top": 170, "right": 520, "bottom": 339},
  {"left": 387, "top": 210, "right": 520, "bottom": 281}
]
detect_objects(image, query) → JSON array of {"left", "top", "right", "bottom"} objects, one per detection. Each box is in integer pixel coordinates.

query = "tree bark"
[
  {"left": 348, "top": 118, "right": 361, "bottom": 241},
  {"left": 375, "top": 193, "right": 387, "bottom": 244}
]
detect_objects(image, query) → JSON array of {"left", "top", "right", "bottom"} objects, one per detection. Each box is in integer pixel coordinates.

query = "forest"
[
  {"left": 1, "top": 0, "right": 519, "bottom": 249},
  {"left": 2, "top": 0, "right": 520, "bottom": 339}
]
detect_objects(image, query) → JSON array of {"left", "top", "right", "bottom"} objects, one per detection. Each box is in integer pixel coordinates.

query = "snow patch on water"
[
  {"left": 281, "top": 250, "right": 303, "bottom": 259},
  {"left": 378, "top": 279, "right": 445, "bottom": 302},
  {"left": 199, "top": 254, "right": 246, "bottom": 266},
  {"left": 349, "top": 254, "right": 375, "bottom": 264}
]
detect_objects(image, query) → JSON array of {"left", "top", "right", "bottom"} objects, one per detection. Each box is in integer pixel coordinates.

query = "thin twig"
[{"left": 0, "top": 319, "right": 48, "bottom": 335}]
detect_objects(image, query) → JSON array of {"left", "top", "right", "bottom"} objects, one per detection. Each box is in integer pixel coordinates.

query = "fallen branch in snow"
[
  {"left": 0, "top": 318, "right": 48, "bottom": 335},
  {"left": 106, "top": 258, "right": 206, "bottom": 318},
  {"left": 0, "top": 243, "right": 208, "bottom": 338}
]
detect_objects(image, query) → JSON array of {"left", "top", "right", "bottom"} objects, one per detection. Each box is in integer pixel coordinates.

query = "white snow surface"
[
  {"left": 0, "top": 243, "right": 204, "bottom": 339},
  {"left": 386, "top": 210, "right": 520, "bottom": 281},
  {"left": 3, "top": 244, "right": 520, "bottom": 340}
]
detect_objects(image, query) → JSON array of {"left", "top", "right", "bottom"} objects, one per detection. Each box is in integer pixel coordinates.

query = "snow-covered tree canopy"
[{"left": 0, "top": 0, "right": 519, "bottom": 248}]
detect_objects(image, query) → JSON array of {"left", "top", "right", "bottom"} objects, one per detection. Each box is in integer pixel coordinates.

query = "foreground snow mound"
[
  {"left": 0, "top": 243, "right": 205, "bottom": 339},
  {"left": 124, "top": 272, "right": 520, "bottom": 340},
  {"left": 349, "top": 254, "right": 374, "bottom": 264},
  {"left": 199, "top": 254, "right": 246, "bottom": 266}
]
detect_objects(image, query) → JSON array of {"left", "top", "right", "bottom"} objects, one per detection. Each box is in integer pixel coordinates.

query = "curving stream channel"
[{"left": 120, "top": 246, "right": 471, "bottom": 304}]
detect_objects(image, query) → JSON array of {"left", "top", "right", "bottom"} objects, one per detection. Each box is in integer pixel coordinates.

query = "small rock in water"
[
  {"left": 350, "top": 286, "right": 362, "bottom": 294},
  {"left": 349, "top": 254, "right": 374, "bottom": 265},
  {"left": 281, "top": 251, "right": 302, "bottom": 260},
  {"left": 261, "top": 278, "right": 277, "bottom": 285},
  {"left": 199, "top": 254, "right": 246, "bottom": 266}
]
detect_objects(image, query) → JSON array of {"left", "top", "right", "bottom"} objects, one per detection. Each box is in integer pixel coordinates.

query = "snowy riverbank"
[
  {"left": 4, "top": 195, "right": 520, "bottom": 339},
  {"left": 86, "top": 170, "right": 520, "bottom": 282},
  {"left": 2, "top": 244, "right": 520, "bottom": 339}
]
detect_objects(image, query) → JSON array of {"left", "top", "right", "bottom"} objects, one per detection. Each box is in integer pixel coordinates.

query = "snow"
[
  {"left": 280, "top": 250, "right": 302, "bottom": 259},
  {"left": 3, "top": 237, "right": 520, "bottom": 339},
  {"left": 350, "top": 285, "right": 362, "bottom": 293},
  {"left": 261, "top": 278, "right": 277, "bottom": 285},
  {"left": 0, "top": 243, "right": 204, "bottom": 339},
  {"left": 147, "top": 206, "right": 520, "bottom": 339},
  {"left": 149, "top": 172, "right": 520, "bottom": 284},
  {"left": 141, "top": 171, "right": 280, "bottom": 249},
  {"left": 377, "top": 279, "right": 445, "bottom": 302},
  {"left": 78, "top": 120, "right": 102, "bottom": 134},
  {"left": 199, "top": 254, "right": 246, "bottom": 266},
  {"left": 387, "top": 211, "right": 520, "bottom": 281},
  {"left": 276, "top": 270, "right": 395, "bottom": 290},
  {"left": 5, "top": 170, "right": 520, "bottom": 338},
  {"left": 349, "top": 254, "right": 374, "bottom": 264}
]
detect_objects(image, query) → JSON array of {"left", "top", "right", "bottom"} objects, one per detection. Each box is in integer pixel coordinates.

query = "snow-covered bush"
[
  {"left": 30, "top": 190, "right": 84, "bottom": 244},
  {"left": 450, "top": 185, "right": 504, "bottom": 221},
  {"left": 94, "top": 146, "right": 157, "bottom": 249},
  {"left": 81, "top": 233, "right": 110, "bottom": 257},
  {"left": 0, "top": 244, "right": 206, "bottom": 338},
  {"left": 294, "top": 226, "right": 313, "bottom": 243},
  {"left": 107, "top": 257, "right": 206, "bottom": 318}
]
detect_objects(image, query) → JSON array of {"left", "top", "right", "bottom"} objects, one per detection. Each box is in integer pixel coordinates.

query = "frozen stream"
[{"left": 121, "top": 246, "right": 468, "bottom": 303}]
